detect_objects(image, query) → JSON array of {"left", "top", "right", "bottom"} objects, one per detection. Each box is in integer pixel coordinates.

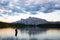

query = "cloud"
[
  {"left": 0, "top": 0, "right": 60, "bottom": 22},
  {"left": 0, "top": 10, "right": 60, "bottom": 23},
  {"left": 34, "top": 10, "right": 60, "bottom": 21},
  {"left": 0, "top": 0, "right": 60, "bottom": 14},
  {"left": 0, "top": 12, "right": 31, "bottom": 23}
]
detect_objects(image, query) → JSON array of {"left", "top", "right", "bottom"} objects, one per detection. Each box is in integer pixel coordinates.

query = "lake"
[{"left": 0, "top": 27, "right": 60, "bottom": 40}]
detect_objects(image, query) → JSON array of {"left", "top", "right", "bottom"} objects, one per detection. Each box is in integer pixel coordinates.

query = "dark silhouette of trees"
[{"left": 0, "top": 22, "right": 60, "bottom": 28}]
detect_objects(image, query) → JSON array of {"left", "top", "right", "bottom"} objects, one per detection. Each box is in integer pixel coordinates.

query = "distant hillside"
[
  {"left": 13, "top": 17, "right": 48, "bottom": 25},
  {"left": 47, "top": 22, "right": 60, "bottom": 24}
]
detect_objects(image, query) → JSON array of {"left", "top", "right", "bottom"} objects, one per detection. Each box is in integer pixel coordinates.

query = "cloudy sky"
[{"left": 0, "top": 0, "right": 60, "bottom": 23}]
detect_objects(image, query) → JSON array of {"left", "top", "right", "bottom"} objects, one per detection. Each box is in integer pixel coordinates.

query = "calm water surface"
[{"left": 0, "top": 27, "right": 60, "bottom": 40}]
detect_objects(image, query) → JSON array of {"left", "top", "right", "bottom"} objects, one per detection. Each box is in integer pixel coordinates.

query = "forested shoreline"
[{"left": 0, "top": 22, "right": 60, "bottom": 28}]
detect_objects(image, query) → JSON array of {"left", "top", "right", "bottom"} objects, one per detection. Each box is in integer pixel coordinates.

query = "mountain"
[{"left": 13, "top": 17, "right": 48, "bottom": 25}]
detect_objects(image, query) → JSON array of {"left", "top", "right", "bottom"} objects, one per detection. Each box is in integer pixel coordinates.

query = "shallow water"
[{"left": 0, "top": 27, "right": 60, "bottom": 40}]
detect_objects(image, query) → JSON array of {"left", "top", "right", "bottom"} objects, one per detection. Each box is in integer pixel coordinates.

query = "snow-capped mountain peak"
[{"left": 14, "top": 17, "right": 48, "bottom": 25}]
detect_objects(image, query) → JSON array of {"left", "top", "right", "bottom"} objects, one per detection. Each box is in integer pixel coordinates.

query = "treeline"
[
  {"left": 0, "top": 22, "right": 34, "bottom": 28},
  {"left": 0, "top": 22, "right": 60, "bottom": 28},
  {"left": 37, "top": 24, "right": 60, "bottom": 28},
  {"left": 0, "top": 22, "right": 13, "bottom": 28}
]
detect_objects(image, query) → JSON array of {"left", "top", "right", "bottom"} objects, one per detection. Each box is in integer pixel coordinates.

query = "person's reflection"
[{"left": 15, "top": 28, "right": 18, "bottom": 37}]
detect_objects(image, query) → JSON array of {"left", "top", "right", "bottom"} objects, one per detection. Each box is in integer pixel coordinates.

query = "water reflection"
[
  {"left": 22, "top": 27, "right": 47, "bottom": 35},
  {"left": 0, "top": 27, "right": 60, "bottom": 40}
]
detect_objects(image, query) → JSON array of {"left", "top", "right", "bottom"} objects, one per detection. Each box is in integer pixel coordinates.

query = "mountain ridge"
[{"left": 13, "top": 17, "right": 48, "bottom": 25}]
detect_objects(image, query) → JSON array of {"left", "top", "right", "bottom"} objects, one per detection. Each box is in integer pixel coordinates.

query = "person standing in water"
[{"left": 15, "top": 28, "right": 18, "bottom": 37}]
